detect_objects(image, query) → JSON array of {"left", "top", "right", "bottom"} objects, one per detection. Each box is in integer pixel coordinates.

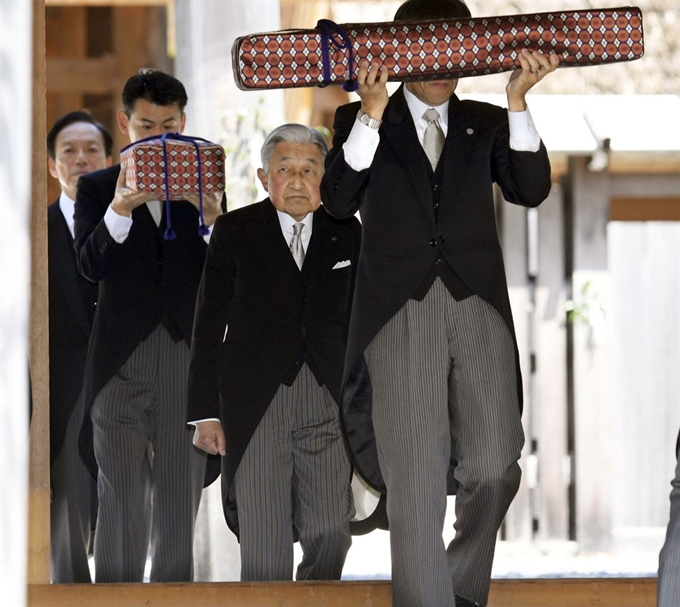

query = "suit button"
[
  {"left": 301, "top": 281, "right": 308, "bottom": 288},
  {"left": 435, "top": 258, "right": 443, "bottom": 265},
  {"left": 301, "top": 326, "right": 307, "bottom": 335},
  {"left": 433, "top": 202, "right": 440, "bottom": 210},
  {"left": 429, "top": 239, "right": 437, "bottom": 247},
  {"left": 302, "top": 345, "right": 308, "bottom": 352},
  {"left": 295, "top": 361, "right": 302, "bottom": 368},
  {"left": 433, "top": 184, "right": 439, "bottom": 191}
]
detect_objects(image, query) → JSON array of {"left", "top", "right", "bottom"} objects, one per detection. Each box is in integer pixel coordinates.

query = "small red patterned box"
[{"left": 121, "top": 134, "right": 225, "bottom": 200}]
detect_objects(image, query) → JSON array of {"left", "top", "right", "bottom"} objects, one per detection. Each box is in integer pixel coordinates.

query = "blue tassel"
[
  {"left": 164, "top": 227, "right": 177, "bottom": 240},
  {"left": 198, "top": 224, "right": 210, "bottom": 237},
  {"left": 342, "top": 80, "right": 359, "bottom": 93}
]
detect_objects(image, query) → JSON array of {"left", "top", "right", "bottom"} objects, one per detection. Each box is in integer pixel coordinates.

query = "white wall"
[{"left": 0, "top": 0, "right": 33, "bottom": 603}]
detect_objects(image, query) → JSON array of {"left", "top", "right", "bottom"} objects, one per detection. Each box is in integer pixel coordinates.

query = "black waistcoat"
[
  {"left": 281, "top": 250, "right": 325, "bottom": 386},
  {"left": 411, "top": 143, "right": 473, "bottom": 302}
]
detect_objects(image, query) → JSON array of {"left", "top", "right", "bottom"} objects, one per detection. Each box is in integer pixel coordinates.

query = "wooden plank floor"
[{"left": 28, "top": 577, "right": 657, "bottom": 607}]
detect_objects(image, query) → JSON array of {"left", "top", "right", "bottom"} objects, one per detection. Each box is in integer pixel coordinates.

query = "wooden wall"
[{"left": 45, "top": 4, "right": 171, "bottom": 202}]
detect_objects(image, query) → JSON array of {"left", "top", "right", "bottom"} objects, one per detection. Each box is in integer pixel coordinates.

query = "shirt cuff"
[
  {"left": 507, "top": 106, "right": 541, "bottom": 153},
  {"left": 104, "top": 204, "right": 133, "bottom": 243},
  {"left": 342, "top": 118, "right": 380, "bottom": 172},
  {"left": 188, "top": 417, "right": 221, "bottom": 427}
]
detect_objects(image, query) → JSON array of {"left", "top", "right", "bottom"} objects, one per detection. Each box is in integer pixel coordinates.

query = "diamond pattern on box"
[
  {"left": 121, "top": 137, "right": 225, "bottom": 200},
  {"left": 232, "top": 6, "right": 644, "bottom": 90}
]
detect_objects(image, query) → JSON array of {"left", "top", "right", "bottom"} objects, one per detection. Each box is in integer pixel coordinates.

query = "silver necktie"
[
  {"left": 290, "top": 222, "right": 305, "bottom": 270},
  {"left": 422, "top": 108, "right": 445, "bottom": 170}
]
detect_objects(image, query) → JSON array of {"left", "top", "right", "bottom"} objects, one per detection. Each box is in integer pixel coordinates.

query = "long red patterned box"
[
  {"left": 121, "top": 134, "right": 225, "bottom": 200},
  {"left": 232, "top": 6, "right": 643, "bottom": 90}
]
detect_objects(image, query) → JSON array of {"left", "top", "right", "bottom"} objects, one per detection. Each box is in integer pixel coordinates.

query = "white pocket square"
[{"left": 332, "top": 260, "right": 351, "bottom": 270}]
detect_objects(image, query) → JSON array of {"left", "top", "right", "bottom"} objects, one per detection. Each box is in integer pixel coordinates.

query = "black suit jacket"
[
  {"left": 75, "top": 164, "right": 223, "bottom": 482},
  {"left": 320, "top": 87, "right": 552, "bottom": 494},
  {"left": 187, "top": 199, "right": 361, "bottom": 534},
  {"left": 48, "top": 201, "right": 98, "bottom": 466}
]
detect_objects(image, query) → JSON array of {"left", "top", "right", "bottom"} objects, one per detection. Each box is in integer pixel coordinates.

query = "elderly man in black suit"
[
  {"left": 48, "top": 111, "right": 113, "bottom": 583},
  {"left": 320, "top": 0, "right": 559, "bottom": 605},
  {"left": 188, "top": 123, "right": 360, "bottom": 581},
  {"left": 74, "top": 70, "right": 224, "bottom": 583}
]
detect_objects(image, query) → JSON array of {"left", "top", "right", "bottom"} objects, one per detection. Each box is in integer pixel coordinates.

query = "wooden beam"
[
  {"left": 611, "top": 197, "right": 680, "bottom": 221},
  {"left": 47, "top": 55, "right": 117, "bottom": 94},
  {"left": 28, "top": 0, "right": 51, "bottom": 585},
  {"left": 26, "top": 578, "right": 657, "bottom": 607},
  {"left": 46, "top": 0, "right": 169, "bottom": 6}
]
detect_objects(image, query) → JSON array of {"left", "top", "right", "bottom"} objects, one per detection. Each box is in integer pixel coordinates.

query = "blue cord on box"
[
  {"left": 160, "top": 133, "right": 211, "bottom": 240},
  {"left": 316, "top": 19, "right": 358, "bottom": 92}
]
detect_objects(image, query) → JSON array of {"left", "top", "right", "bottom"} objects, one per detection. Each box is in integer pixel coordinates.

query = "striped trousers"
[
  {"left": 50, "top": 392, "right": 96, "bottom": 583},
  {"left": 365, "top": 279, "right": 524, "bottom": 607},
  {"left": 232, "top": 364, "right": 354, "bottom": 581},
  {"left": 659, "top": 440, "right": 680, "bottom": 607},
  {"left": 91, "top": 326, "right": 207, "bottom": 583}
]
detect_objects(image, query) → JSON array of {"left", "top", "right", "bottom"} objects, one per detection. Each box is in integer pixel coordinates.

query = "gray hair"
[{"left": 260, "top": 123, "right": 328, "bottom": 174}]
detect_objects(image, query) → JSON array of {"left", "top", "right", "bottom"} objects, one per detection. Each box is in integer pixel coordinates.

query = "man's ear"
[
  {"left": 256, "top": 168, "right": 269, "bottom": 192},
  {"left": 117, "top": 109, "right": 129, "bottom": 136},
  {"left": 178, "top": 112, "right": 187, "bottom": 134},
  {"left": 48, "top": 157, "right": 58, "bottom": 179},
  {"left": 105, "top": 156, "right": 114, "bottom": 168}
]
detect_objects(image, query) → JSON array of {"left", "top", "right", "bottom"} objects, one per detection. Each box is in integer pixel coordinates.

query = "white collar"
[
  {"left": 403, "top": 85, "right": 449, "bottom": 129},
  {"left": 276, "top": 209, "right": 314, "bottom": 234},
  {"left": 58, "top": 191, "right": 76, "bottom": 239}
]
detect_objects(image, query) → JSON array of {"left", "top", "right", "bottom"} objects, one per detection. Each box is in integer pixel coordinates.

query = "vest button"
[{"left": 429, "top": 239, "right": 437, "bottom": 247}]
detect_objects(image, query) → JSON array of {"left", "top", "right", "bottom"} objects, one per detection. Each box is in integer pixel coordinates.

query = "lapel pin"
[
  {"left": 332, "top": 236, "right": 338, "bottom": 241},
  {"left": 466, "top": 128, "right": 474, "bottom": 135}
]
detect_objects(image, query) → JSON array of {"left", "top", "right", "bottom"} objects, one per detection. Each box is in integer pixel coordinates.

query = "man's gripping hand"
[
  {"left": 110, "top": 164, "right": 158, "bottom": 217},
  {"left": 184, "top": 192, "right": 224, "bottom": 226},
  {"left": 356, "top": 60, "right": 389, "bottom": 121},
  {"left": 193, "top": 420, "right": 227, "bottom": 456}
]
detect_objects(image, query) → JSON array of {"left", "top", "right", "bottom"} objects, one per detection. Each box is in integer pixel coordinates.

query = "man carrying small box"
[{"left": 74, "top": 69, "right": 224, "bottom": 583}]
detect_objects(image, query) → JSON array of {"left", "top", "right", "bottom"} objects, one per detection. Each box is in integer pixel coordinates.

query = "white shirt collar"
[
  {"left": 58, "top": 191, "right": 76, "bottom": 239},
  {"left": 276, "top": 208, "right": 314, "bottom": 252},
  {"left": 403, "top": 85, "right": 449, "bottom": 131}
]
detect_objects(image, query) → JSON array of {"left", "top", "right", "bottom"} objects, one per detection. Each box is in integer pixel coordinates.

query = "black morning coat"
[
  {"left": 320, "top": 86, "right": 552, "bottom": 497},
  {"left": 48, "top": 201, "right": 98, "bottom": 466},
  {"left": 187, "top": 199, "right": 361, "bottom": 535},
  {"left": 74, "top": 164, "right": 224, "bottom": 483}
]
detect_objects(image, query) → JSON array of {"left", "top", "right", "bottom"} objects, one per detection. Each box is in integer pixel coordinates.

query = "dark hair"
[
  {"left": 47, "top": 110, "right": 114, "bottom": 159},
  {"left": 121, "top": 69, "right": 188, "bottom": 117},
  {"left": 394, "top": 0, "right": 471, "bottom": 21}
]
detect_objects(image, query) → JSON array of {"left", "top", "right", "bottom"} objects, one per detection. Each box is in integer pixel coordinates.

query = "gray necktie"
[
  {"left": 290, "top": 222, "right": 305, "bottom": 270},
  {"left": 422, "top": 108, "right": 445, "bottom": 170}
]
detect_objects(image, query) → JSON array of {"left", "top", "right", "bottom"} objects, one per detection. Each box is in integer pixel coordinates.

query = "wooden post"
[
  {"left": 28, "top": 0, "right": 51, "bottom": 585},
  {"left": 566, "top": 156, "right": 613, "bottom": 553}
]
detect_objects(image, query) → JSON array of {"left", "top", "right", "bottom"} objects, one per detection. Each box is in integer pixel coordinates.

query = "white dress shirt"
[
  {"left": 342, "top": 88, "right": 541, "bottom": 172},
  {"left": 104, "top": 200, "right": 213, "bottom": 244},
  {"left": 276, "top": 208, "right": 313, "bottom": 254},
  {"left": 58, "top": 191, "right": 77, "bottom": 239}
]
